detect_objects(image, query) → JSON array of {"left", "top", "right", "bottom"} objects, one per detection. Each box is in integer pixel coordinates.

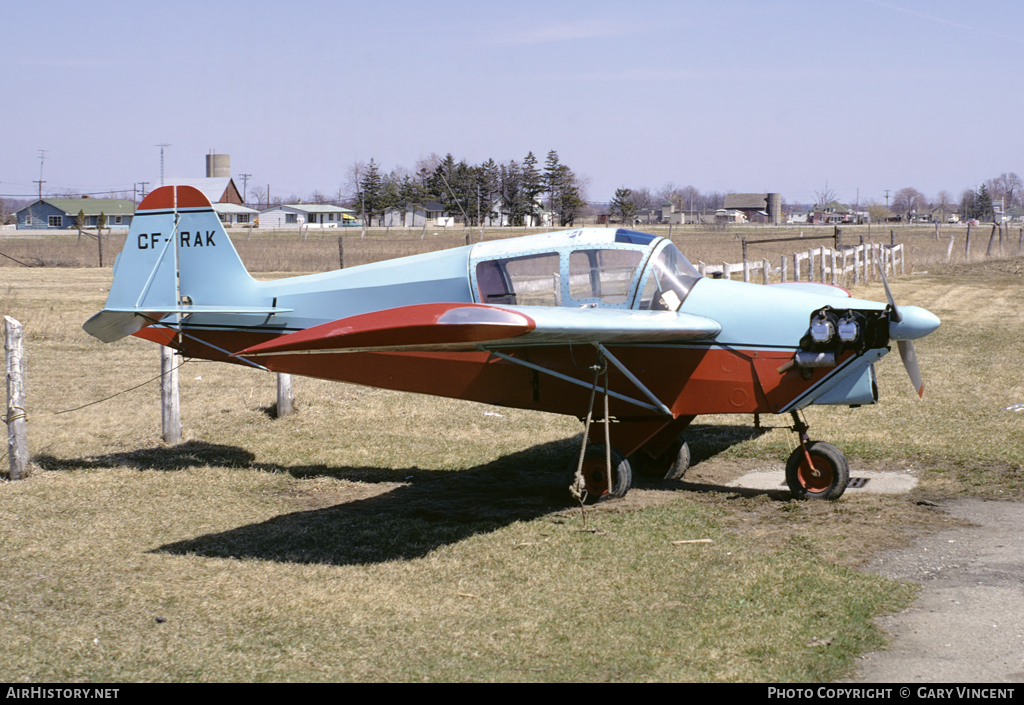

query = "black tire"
[
  {"left": 785, "top": 441, "right": 849, "bottom": 500},
  {"left": 632, "top": 437, "right": 691, "bottom": 481},
  {"left": 569, "top": 444, "right": 632, "bottom": 503}
]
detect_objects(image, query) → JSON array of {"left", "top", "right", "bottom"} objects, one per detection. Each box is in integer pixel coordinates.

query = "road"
[{"left": 851, "top": 498, "right": 1024, "bottom": 683}]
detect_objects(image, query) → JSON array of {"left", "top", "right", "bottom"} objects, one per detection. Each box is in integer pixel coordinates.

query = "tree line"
[{"left": 338, "top": 151, "right": 587, "bottom": 228}]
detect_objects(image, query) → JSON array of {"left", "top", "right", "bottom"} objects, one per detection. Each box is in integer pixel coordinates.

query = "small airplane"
[{"left": 85, "top": 184, "right": 940, "bottom": 502}]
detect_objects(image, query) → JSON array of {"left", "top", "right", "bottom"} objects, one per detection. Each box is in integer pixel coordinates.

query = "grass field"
[{"left": 1, "top": 230, "right": 1022, "bottom": 682}]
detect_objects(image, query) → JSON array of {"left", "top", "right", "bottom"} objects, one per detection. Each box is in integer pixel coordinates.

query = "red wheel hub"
[
  {"left": 582, "top": 458, "right": 611, "bottom": 498},
  {"left": 797, "top": 455, "right": 834, "bottom": 493}
]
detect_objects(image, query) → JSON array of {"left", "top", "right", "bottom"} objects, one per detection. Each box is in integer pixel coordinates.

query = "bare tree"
[
  {"left": 249, "top": 186, "right": 267, "bottom": 208},
  {"left": 986, "top": 172, "right": 1023, "bottom": 213},
  {"left": 345, "top": 161, "right": 367, "bottom": 204},
  {"left": 933, "top": 190, "right": 955, "bottom": 221},
  {"left": 892, "top": 187, "right": 925, "bottom": 221},
  {"left": 814, "top": 182, "right": 836, "bottom": 208},
  {"left": 629, "top": 187, "right": 652, "bottom": 212}
]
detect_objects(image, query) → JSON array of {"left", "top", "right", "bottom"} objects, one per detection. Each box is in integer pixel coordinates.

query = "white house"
[
  {"left": 258, "top": 203, "right": 355, "bottom": 229},
  {"left": 214, "top": 202, "right": 260, "bottom": 226}
]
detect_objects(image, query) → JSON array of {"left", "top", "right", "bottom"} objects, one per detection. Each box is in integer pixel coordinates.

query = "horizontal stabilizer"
[
  {"left": 84, "top": 305, "right": 294, "bottom": 343},
  {"left": 237, "top": 303, "right": 721, "bottom": 357}
]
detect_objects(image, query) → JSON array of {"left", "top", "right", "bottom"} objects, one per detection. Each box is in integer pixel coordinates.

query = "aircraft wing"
[{"left": 237, "top": 303, "right": 721, "bottom": 358}]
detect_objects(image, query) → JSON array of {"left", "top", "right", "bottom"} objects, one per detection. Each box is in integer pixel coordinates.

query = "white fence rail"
[{"left": 698, "top": 243, "right": 904, "bottom": 287}]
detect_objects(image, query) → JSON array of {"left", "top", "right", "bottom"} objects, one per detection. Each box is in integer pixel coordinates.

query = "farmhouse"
[
  {"left": 16, "top": 197, "right": 135, "bottom": 230},
  {"left": 810, "top": 200, "right": 861, "bottom": 225}
]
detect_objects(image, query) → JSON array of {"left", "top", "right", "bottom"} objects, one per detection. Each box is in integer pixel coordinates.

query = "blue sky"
[{"left": 3, "top": 0, "right": 1022, "bottom": 206}]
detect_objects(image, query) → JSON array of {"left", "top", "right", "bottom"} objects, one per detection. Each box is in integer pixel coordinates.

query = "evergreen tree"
[
  {"left": 610, "top": 188, "right": 636, "bottom": 225},
  {"left": 500, "top": 160, "right": 525, "bottom": 226},
  {"left": 521, "top": 152, "right": 543, "bottom": 224},
  {"left": 359, "top": 159, "right": 384, "bottom": 226},
  {"left": 477, "top": 158, "right": 500, "bottom": 226},
  {"left": 543, "top": 151, "right": 585, "bottom": 226},
  {"left": 976, "top": 183, "right": 993, "bottom": 221}
]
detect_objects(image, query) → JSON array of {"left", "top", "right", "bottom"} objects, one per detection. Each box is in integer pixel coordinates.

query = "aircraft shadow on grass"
[{"left": 36, "top": 424, "right": 773, "bottom": 566}]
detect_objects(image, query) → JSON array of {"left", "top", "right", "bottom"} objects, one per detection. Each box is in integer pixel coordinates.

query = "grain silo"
[
  {"left": 767, "top": 193, "right": 782, "bottom": 226},
  {"left": 206, "top": 152, "right": 231, "bottom": 178}
]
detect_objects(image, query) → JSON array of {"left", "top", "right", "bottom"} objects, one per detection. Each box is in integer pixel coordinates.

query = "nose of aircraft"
[{"left": 889, "top": 305, "right": 940, "bottom": 341}]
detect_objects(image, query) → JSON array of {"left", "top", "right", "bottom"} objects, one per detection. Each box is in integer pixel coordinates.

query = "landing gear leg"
[
  {"left": 568, "top": 351, "right": 632, "bottom": 504},
  {"left": 785, "top": 411, "right": 850, "bottom": 500}
]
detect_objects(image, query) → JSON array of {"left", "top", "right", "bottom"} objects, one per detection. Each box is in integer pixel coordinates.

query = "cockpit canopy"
[{"left": 470, "top": 228, "right": 701, "bottom": 311}]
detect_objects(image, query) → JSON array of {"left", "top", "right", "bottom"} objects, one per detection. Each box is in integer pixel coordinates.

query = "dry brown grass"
[
  {"left": 7, "top": 222, "right": 1018, "bottom": 275},
  {"left": 1, "top": 235, "right": 1022, "bottom": 681}
]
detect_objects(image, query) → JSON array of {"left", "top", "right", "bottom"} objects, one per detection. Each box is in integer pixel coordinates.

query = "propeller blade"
[
  {"left": 876, "top": 246, "right": 925, "bottom": 396},
  {"left": 898, "top": 339, "right": 924, "bottom": 398},
  {"left": 874, "top": 244, "right": 902, "bottom": 323}
]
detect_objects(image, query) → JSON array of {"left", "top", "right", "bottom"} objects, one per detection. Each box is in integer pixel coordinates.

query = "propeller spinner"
[{"left": 874, "top": 247, "right": 939, "bottom": 397}]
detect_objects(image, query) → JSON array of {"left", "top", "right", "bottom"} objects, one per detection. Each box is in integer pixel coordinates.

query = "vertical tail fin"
[{"left": 84, "top": 184, "right": 275, "bottom": 342}]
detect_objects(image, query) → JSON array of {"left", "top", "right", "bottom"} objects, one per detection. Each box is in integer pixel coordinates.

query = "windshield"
[{"left": 637, "top": 243, "right": 702, "bottom": 311}]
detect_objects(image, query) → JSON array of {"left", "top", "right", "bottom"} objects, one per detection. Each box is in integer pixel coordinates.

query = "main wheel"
[
  {"left": 785, "top": 441, "right": 849, "bottom": 500},
  {"left": 569, "top": 444, "right": 632, "bottom": 503},
  {"left": 632, "top": 437, "right": 691, "bottom": 481}
]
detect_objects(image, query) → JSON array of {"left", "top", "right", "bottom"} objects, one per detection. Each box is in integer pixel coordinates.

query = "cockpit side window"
[
  {"left": 476, "top": 252, "right": 561, "bottom": 306},
  {"left": 568, "top": 249, "right": 644, "bottom": 304}
]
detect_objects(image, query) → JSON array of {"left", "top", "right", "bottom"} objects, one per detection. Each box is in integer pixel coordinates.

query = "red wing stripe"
[{"left": 238, "top": 303, "right": 535, "bottom": 355}]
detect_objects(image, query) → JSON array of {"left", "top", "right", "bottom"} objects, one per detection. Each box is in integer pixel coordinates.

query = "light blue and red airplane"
[{"left": 85, "top": 185, "right": 939, "bottom": 501}]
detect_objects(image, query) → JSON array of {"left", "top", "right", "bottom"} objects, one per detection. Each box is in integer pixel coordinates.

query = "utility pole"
[
  {"left": 884, "top": 189, "right": 890, "bottom": 212},
  {"left": 34, "top": 150, "right": 48, "bottom": 199},
  {"left": 239, "top": 173, "right": 251, "bottom": 205},
  {"left": 138, "top": 181, "right": 149, "bottom": 201},
  {"left": 156, "top": 144, "right": 171, "bottom": 186}
]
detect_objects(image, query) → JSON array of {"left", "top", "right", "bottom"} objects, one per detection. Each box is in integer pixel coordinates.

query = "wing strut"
[
  {"left": 153, "top": 323, "right": 271, "bottom": 371},
  {"left": 594, "top": 343, "right": 673, "bottom": 417},
  {"left": 487, "top": 348, "right": 673, "bottom": 418}
]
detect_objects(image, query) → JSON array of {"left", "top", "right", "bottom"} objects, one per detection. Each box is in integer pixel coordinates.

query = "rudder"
[{"left": 84, "top": 184, "right": 262, "bottom": 342}]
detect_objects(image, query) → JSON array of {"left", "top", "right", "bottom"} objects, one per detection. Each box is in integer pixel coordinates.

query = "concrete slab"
[{"left": 726, "top": 466, "right": 919, "bottom": 494}]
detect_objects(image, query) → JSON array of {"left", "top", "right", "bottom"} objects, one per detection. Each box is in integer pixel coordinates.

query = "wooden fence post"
[
  {"left": 965, "top": 223, "right": 972, "bottom": 260},
  {"left": 5, "top": 317, "right": 29, "bottom": 480},
  {"left": 161, "top": 346, "right": 181, "bottom": 444},
  {"left": 986, "top": 224, "right": 997, "bottom": 257},
  {"left": 276, "top": 374, "right": 294, "bottom": 417},
  {"left": 946, "top": 234, "right": 955, "bottom": 263},
  {"left": 762, "top": 258, "right": 770, "bottom": 285},
  {"left": 337, "top": 236, "right": 345, "bottom": 269},
  {"left": 781, "top": 255, "right": 788, "bottom": 283}
]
